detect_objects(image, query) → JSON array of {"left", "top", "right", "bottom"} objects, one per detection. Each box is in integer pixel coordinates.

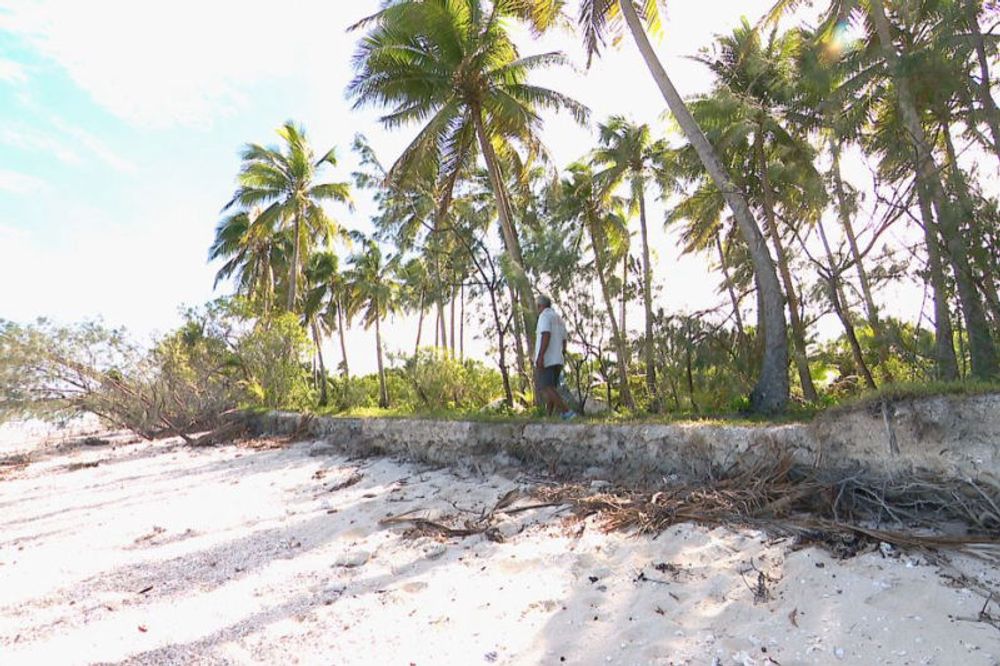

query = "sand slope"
[{"left": 1, "top": 434, "right": 998, "bottom": 665}]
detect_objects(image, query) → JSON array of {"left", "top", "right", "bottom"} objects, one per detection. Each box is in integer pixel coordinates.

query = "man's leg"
[
  {"left": 543, "top": 386, "right": 560, "bottom": 416},
  {"left": 544, "top": 365, "right": 569, "bottom": 415}
]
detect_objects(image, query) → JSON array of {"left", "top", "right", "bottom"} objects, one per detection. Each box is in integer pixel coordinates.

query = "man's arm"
[{"left": 536, "top": 332, "right": 550, "bottom": 369}]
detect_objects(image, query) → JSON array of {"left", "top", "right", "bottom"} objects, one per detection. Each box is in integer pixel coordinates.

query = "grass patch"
[
  {"left": 826, "top": 380, "right": 1000, "bottom": 416},
  {"left": 301, "top": 381, "right": 1000, "bottom": 426}
]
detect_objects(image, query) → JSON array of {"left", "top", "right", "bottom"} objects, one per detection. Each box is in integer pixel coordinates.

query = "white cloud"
[
  {"left": 0, "top": 57, "right": 27, "bottom": 84},
  {"left": 0, "top": 169, "right": 47, "bottom": 194},
  {"left": 48, "top": 117, "right": 138, "bottom": 174},
  {"left": 0, "top": 120, "right": 137, "bottom": 174},
  {"left": 0, "top": 125, "right": 84, "bottom": 166},
  {"left": 0, "top": 0, "right": 368, "bottom": 129}
]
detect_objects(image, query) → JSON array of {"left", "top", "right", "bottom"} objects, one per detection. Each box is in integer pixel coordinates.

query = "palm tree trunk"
[
  {"left": 967, "top": 0, "right": 1000, "bottom": 167},
  {"left": 684, "top": 324, "right": 698, "bottom": 413},
  {"left": 473, "top": 110, "right": 537, "bottom": 349},
  {"left": 755, "top": 131, "right": 817, "bottom": 401},
  {"left": 336, "top": 297, "right": 350, "bottom": 378},
  {"left": 941, "top": 120, "right": 1000, "bottom": 326},
  {"left": 414, "top": 288, "right": 425, "bottom": 356},
  {"left": 374, "top": 303, "right": 388, "bottom": 408},
  {"left": 620, "top": 251, "right": 627, "bottom": 337},
  {"left": 928, "top": 189, "right": 997, "bottom": 379},
  {"left": 618, "top": 0, "right": 788, "bottom": 412},
  {"left": 870, "top": 0, "right": 997, "bottom": 380},
  {"left": 449, "top": 286, "right": 457, "bottom": 358},
  {"left": 590, "top": 222, "right": 636, "bottom": 410},
  {"left": 460, "top": 283, "right": 465, "bottom": 361},
  {"left": 508, "top": 285, "right": 530, "bottom": 389},
  {"left": 434, "top": 302, "right": 441, "bottom": 349},
  {"left": 263, "top": 253, "right": 274, "bottom": 316},
  {"left": 916, "top": 182, "right": 959, "bottom": 380},
  {"left": 637, "top": 184, "right": 658, "bottom": 405},
  {"left": 438, "top": 300, "right": 448, "bottom": 356},
  {"left": 287, "top": 214, "right": 302, "bottom": 310},
  {"left": 311, "top": 319, "right": 329, "bottom": 405}
]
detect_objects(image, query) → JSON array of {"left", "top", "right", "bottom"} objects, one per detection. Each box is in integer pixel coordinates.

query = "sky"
[{"left": 0, "top": 0, "right": 898, "bottom": 374}]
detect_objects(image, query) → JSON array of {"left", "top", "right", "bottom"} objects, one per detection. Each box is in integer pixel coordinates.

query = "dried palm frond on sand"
[{"left": 534, "top": 453, "right": 1000, "bottom": 559}]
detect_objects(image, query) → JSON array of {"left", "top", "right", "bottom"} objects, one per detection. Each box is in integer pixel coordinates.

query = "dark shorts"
[{"left": 537, "top": 364, "right": 563, "bottom": 389}]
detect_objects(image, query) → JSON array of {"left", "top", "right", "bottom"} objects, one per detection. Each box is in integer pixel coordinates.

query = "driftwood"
[{"left": 535, "top": 453, "right": 1000, "bottom": 558}]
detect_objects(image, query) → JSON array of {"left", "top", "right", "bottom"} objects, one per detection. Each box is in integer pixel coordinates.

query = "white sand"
[{"left": 1, "top": 432, "right": 998, "bottom": 665}]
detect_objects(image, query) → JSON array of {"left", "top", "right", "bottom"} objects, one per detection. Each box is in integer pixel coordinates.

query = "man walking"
[{"left": 534, "top": 295, "right": 576, "bottom": 419}]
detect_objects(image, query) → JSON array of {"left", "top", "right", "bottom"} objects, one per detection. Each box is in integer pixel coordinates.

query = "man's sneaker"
[{"left": 561, "top": 410, "right": 577, "bottom": 421}]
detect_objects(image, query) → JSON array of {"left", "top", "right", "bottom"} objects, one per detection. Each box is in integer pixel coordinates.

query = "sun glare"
[{"left": 822, "top": 20, "right": 859, "bottom": 61}]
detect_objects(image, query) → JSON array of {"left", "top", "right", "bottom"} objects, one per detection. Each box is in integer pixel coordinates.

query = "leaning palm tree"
[
  {"left": 345, "top": 235, "right": 402, "bottom": 408},
  {"left": 521, "top": 0, "right": 790, "bottom": 412},
  {"left": 590, "top": 116, "right": 669, "bottom": 406},
  {"left": 224, "top": 121, "right": 352, "bottom": 312},
  {"left": 347, "top": 0, "right": 589, "bottom": 352}
]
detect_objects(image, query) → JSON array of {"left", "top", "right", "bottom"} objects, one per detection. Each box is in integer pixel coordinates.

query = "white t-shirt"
[{"left": 535, "top": 307, "right": 567, "bottom": 367}]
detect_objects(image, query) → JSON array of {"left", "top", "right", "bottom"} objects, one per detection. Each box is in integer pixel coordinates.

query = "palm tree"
[
  {"left": 208, "top": 209, "right": 290, "bottom": 315},
  {"left": 522, "top": 0, "right": 790, "bottom": 412},
  {"left": 694, "top": 22, "right": 820, "bottom": 401},
  {"left": 224, "top": 121, "right": 352, "bottom": 311},
  {"left": 768, "top": 0, "right": 998, "bottom": 380},
  {"left": 304, "top": 251, "right": 352, "bottom": 389},
  {"left": 345, "top": 235, "right": 402, "bottom": 408},
  {"left": 590, "top": 116, "right": 669, "bottom": 406},
  {"left": 868, "top": 0, "right": 997, "bottom": 380},
  {"left": 556, "top": 162, "right": 636, "bottom": 410},
  {"left": 347, "top": 0, "right": 589, "bottom": 354}
]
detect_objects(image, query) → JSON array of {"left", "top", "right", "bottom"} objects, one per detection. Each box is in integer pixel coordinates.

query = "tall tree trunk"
[
  {"left": 473, "top": 110, "right": 537, "bottom": 350},
  {"left": 263, "top": 253, "right": 274, "bottom": 316},
  {"left": 337, "top": 297, "right": 350, "bottom": 378},
  {"left": 287, "top": 213, "right": 302, "bottom": 311},
  {"left": 619, "top": 0, "right": 788, "bottom": 412},
  {"left": 716, "top": 232, "right": 747, "bottom": 343},
  {"left": 311, "top": 319, "right": 329, "bottom": 406},
  {"left": 414, "top": 288, "right": 425, "bottom": 356},
  {"left": 967, "top": 0, "right": 1000, "bottom": 167},
  {"left": 460, "top": 283, "right": 466, "bottom": 361},
  {"left": 755, "top": 130, "right": 818, "bottom": 401},
  {"left": 916, "top": 182, "right": 960, "bottom": 380},
  {"left": 374, "top": 304, "right": 388, "bottom": 408},
  {"left": 816, "top": 219, "right": 877, "bottom": 390},
  {"left": 829, "top": 139, "right": 894, "bottom": 382},
  {"left": 508, "top": 285, "right": 529, "bottom": 389},
  {"left": 434, "top": 302, "right": 441, "bottom": 349},
  {"left": 620, "top": 251, "right": 628, "bottom": 339},
  {"left": 438, "top": 300, "right": 448, "bottom": 356},
  {"left": 928, "top": 189, "right": 997, "bottom": 379},
  {"left": 941, "top": 120, "right": 1000, "bottom": 326},
  {"left": 637, "top": 183, "right": 658, "bottom": 405},
  {"left": 449, "top": 286, "right": 457, "bottom": 358},
  {"left": 590, "top": 221, "right": 636, "bottom": 410},
  {"left": 870, "top": 0, "right": 998, "bottom": 380}
]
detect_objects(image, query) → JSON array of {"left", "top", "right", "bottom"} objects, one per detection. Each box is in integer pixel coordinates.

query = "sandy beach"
[{"left": 1, "top": 430, "right": 998, "bottom": 665}]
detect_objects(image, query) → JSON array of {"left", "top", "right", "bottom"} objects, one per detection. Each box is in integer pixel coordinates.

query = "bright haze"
[{"left": 2, "top": 0, "right": 871, "bottom": 374}]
